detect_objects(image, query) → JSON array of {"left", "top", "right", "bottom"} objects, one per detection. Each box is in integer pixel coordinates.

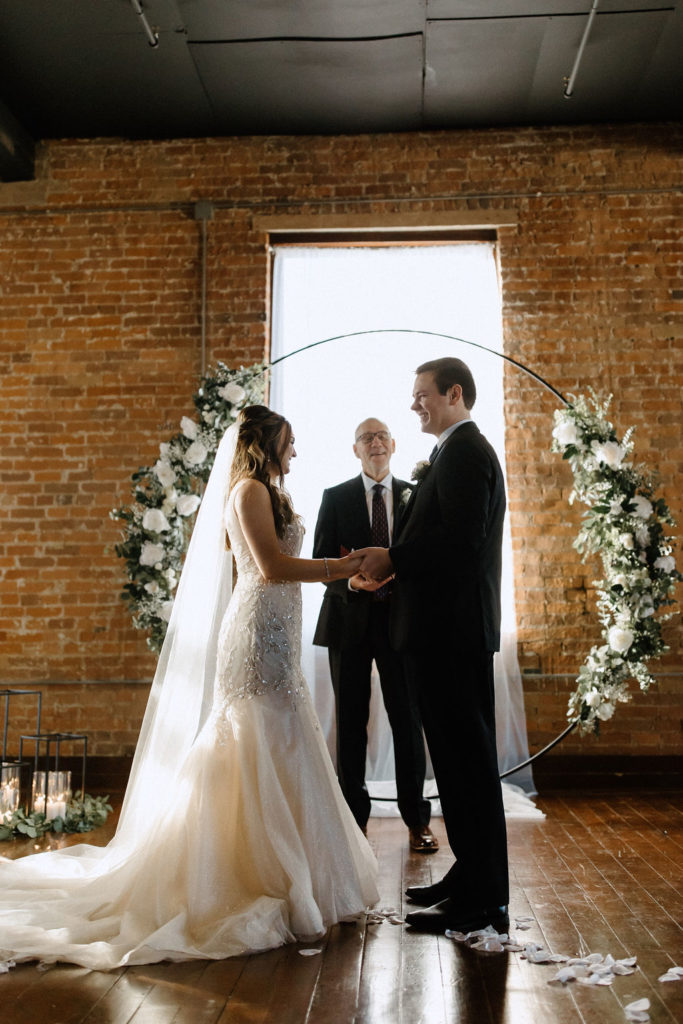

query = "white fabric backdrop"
[{"left": 269, "top": 244, "right": 535, "bottom": 798}]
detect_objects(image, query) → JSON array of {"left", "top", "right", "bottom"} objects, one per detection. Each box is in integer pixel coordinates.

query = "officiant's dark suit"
[
  {"left": 312, "top": 418, "right": 433, "bottom": 848},
  {"left": 355, "top": 360, "right": 509, "bottom": 934}
]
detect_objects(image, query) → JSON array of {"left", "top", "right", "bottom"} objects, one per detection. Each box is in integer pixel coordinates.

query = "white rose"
[
  {"left": 620, "top": 532, "right": 635, "bottom": 550},
  {"left": 180, "top": 416, "right": 198, "bottom": 440},
  {"left": 585, "top": 690, "right": 602, "bottom": 708},
  {"left": 159, "top": 600, "right": 174, "bottom": 623},
  {"left": 202, "top": 410, "right": 217, "bottom": 425},
  {"left": 609, "top": 499, "right": 623, "bottom": 516},
  {"left": 218, "top": 382, "right": 246, "bottom": 404},
  {"left": 552, "top": 418, "right": 580, "bottom": 447},
  {"left": 144, "top": 581, "right": 159, "bottom": 594},
  {"left": 654, "top": 554, "right": 676, "bottom": 573},
  {"left": 638, "top": 596, "right": 655, "bottom": 619},
  {"left": 159, "top": 442, "right": 170, "bottom": 458},
  {"left": 139, "top": 541, "right": 165, "bottom": 567},
  {"left": 176, "top": 493, "right": 201, "bottom": 517},
  {"left": 613, "top": 573, "right": 628, "bottom": 587},
  {"left": 184, "top": 440, "right": 208, "bottom": 466},
  {"left": 592, "top": 440, "right": 626, "bottom": 469},
  {"left": 608, "top": 626, "right": 634, "bottom": 654},
  {"left": 154, "top": 459, "right": 176, "bottom": 487},
  {"left": 596, "top": 702, "right": 615, "bottom": 721},
  {"left": 631, "top": 495, "right": 653, "bottom": 519},
  {"left": 164, "top": 568, "right": 177, "bottom": 585},
  {"left": 142, "top": 508, "right": 171, "bottom": 533}
]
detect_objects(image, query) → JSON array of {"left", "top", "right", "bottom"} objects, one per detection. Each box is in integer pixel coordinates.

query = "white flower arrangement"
[
  {"left": 111, "top": 362, "right": 265, "bottom": 652},
  {"left": 411, "top": 459, "right": 431, "bottom": 483},
  {"left": 550, "top": 389, "right": 681, "bottom": 733}
]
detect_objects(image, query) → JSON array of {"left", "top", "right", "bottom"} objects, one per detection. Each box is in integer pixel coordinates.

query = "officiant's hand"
[
  {"left": 349, "top": 571, "right": 394, "bottom": 592},
  {"left": 354, "top": 546, "right": 394, "bottom": 581}
]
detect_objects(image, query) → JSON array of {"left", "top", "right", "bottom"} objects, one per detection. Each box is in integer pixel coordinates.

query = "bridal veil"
[{"left": 0, "top": 423, "right": 238, "bottom": 877}]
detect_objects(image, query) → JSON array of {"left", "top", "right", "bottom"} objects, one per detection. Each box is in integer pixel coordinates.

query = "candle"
[
  {"left": 32, "top": 770, "right": 71, "bottom": 819},
  {"left": 0, "top": 769, "right": 20, "bottom": 821}
]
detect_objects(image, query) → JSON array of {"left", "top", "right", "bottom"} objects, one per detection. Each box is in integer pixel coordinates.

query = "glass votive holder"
[
  {"left": 32, "top": 770, "right": 72, "bottom": 820},
  {"left": 1, "top": 764, "right": 21, "bottom": 822}
]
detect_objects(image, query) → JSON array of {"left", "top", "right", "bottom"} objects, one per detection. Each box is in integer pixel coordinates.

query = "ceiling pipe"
[
  {"left": 130, "top": 0, "right": 159, "bottom": 48},
  {"left": 563, "top": 0, "right": 599, "bottom": 98}
]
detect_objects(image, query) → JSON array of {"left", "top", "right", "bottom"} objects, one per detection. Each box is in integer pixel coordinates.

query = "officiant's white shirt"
[{"left": 360, "top": 470, "right": 395, "bottom": 539}]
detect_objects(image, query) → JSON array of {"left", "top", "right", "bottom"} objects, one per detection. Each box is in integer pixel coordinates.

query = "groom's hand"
[
  {"left": 349, "top": 571, "right": 394, "bottom": 592},
  {"left": 355, "top": 546, "right": 394, "bottom": 581}
]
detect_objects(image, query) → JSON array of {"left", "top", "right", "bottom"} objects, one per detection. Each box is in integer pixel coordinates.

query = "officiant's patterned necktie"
[{"left": 371, "top": 483, "right": 391, "bottom": 601}]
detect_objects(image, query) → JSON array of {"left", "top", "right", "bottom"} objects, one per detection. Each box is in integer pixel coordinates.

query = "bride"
[{"left": 0, "top": 406, "right": 378, "bottom": 969}]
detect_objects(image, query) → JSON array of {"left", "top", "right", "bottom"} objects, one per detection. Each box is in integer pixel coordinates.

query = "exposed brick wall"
[{"left": 0, "top": 124, "right": 680, "bottom": 764}]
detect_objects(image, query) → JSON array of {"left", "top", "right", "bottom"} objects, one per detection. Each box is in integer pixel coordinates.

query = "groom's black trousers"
[
  {"left": 404, "top": 645, "right": 509, "bottom": 909},
  {"left": 328, "top": 601, "right": 431, "bottom": 832}
]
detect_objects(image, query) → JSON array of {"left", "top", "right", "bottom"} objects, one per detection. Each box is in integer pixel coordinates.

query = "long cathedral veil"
[
  {"left": 113, "top": 422, "right": 238, "bottom": 847},
  {"left": 1, "top": 423, "right": 238, "bottom": 875}
]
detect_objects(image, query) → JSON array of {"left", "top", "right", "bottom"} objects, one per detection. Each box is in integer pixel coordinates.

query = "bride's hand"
[{"left": 335, "top": 552, "right": 364, "bottom": 577}]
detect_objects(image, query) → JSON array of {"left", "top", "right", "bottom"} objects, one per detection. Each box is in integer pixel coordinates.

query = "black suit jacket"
[
  {"left": 312, "top": 474, "right": 413, "bottom": 650},
  {"left": 389, "top": 421, "right": 505, "bottom": 654}
]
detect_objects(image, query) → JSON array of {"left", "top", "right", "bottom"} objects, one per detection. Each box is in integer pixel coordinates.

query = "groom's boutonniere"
[
  {"left": 399, "top": 486, "right": 413, "bottom": 508},
  {"left": 411, "top": 460, "right": 431, "bottom": 484}
]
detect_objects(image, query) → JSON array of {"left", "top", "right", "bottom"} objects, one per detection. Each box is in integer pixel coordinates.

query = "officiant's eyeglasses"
[{"left": 355, "top": 431, "right": 391, "bottom": 444}]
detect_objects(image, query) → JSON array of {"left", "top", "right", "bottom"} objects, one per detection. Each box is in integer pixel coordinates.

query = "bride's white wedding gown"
[{"left": 0, "top": 497, "right": 378, "bottom": 970}]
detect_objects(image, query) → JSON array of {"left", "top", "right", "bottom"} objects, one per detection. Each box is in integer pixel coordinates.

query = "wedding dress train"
[{"left": 0, "top": 496, "right": 378, "bottom": 970}]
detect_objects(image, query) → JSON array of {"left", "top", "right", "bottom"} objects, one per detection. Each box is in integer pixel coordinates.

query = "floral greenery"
[
  {"left": 0, "top": 793, "right": 113, "bottom": 841},
  {"left": 551, "top": 390, "right": 681, "bottom": 733},
  {"left": 111, "top": 363, "right": 266, "bottom": 653}
]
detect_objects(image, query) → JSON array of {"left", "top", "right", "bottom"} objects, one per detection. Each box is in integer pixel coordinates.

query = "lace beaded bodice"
[
  {"left": 213, "top": 491, "right": 306, "bottom": 714},
  {"left": 226, "top": 489, "right": 304, "bottom": 578}
]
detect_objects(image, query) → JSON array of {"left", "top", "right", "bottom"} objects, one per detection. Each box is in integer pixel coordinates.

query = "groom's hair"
[{"left": 416, "top": 357, "right": 477, "bottom": 410}]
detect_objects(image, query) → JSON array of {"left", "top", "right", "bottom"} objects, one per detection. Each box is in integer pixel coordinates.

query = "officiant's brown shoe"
[{"left": 408, "top": 826, "right": 439, "bottom": 853}]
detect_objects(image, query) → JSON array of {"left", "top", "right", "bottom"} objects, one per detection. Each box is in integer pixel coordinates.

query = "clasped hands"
[{"left": 346, "top": 547, "right": 394, "bottom": 593}]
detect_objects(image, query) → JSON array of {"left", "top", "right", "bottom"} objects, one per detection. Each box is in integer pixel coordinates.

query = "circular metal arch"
[{"left": 254, "top": 327, "right": 580, "bottom": 783}]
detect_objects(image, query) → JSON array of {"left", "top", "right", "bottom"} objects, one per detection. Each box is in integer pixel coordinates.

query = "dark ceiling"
[{"left": 0, "top": 0, "right": 681, "bottom": 180}]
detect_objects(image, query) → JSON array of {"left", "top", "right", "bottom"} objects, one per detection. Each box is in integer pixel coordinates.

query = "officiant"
[{"left": 312, "top": 418, "right": 436, "bottom": 852}]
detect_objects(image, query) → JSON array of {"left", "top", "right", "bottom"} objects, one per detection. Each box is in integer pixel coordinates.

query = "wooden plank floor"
[{"left": 1, "top": 790, "right": 682, "bottom": 1024}]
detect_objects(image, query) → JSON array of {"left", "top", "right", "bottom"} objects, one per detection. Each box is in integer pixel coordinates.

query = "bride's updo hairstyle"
[{"left": 230, "top": 405, "right": 295, "bottom": 538}]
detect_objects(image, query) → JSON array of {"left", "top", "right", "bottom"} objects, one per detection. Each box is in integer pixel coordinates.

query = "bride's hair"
[{"left": 230, "top": 405, "right": 295, "bottom": 538}]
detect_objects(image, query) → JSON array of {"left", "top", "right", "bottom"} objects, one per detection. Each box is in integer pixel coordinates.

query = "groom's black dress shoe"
[
  {"left": 405, "top": 877, "right": 452, "bottom": 906},
  {"left": 405, "top": 899, "right": 509, "bottom": 935}
]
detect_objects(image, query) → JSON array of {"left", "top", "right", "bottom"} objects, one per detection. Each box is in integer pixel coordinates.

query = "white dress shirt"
[{"left": 436, "top": 418, "right": 471, "bottom": 449}]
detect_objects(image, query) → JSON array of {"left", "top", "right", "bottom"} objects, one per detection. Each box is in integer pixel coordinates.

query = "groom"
[{"left": 355, "top": 357, "right": 509, "bottom": 934}]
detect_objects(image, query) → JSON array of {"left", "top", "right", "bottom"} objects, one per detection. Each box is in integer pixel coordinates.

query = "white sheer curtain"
[{"left": 269, "top": 244, "right": 535, "bottom": 798}]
